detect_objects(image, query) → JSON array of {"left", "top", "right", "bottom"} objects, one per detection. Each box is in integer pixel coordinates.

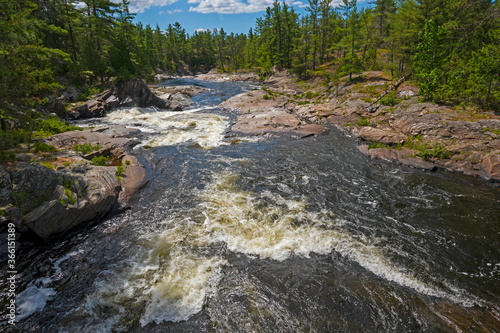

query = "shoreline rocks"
[
  {"left": 150, "top": 85, "right": 212, "bottom": 98},
  {"left": 210, "top": 69, "right": 499, "bottom": 182},
  {"left": 221, "top": 88, "right": 327, "bottom": 137},
  {"left": 67, "top": 78, "right": 197, "bottom": 119},
  {"left": 0, "top": 128, "right": 146, "bottom": 241}
]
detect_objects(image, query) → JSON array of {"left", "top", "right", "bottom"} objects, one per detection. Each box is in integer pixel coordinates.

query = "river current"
[{"left": 1, "top": 78, "right": 499, "bottom": 332}]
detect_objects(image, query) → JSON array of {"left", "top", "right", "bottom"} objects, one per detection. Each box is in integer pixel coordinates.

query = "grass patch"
[
  {"left": 78, "top": 85, "right": 104, "bottom": 101},
  {"left": 0, "top": 151, "right": 16, "bottom": 163},
  {"left": 379, "top": 91, "right": 399, "bottom": 106},
  {"left": 36, "top": 116, "right": 81, "bottom": 137},
  {"left": 92, "top": 156, "right": 109, "bottom": 166},
  {"left": 482, "top": 127, "right": 500, "bottom": 135},
  {"left": 73, "top": 143, "right": 100, "bottom": 154},
  {"left": 10, "top": 192, "right": 29, "bottom": 207},
  {"left": 64, "top": 189, "right": 76, "bottom": 205},
  {"left": 368, "top": 141, "right": 385, "bottom": 149},
  {"left": 357, "top": 117, "right": 371, "bottom": 127},
  {"left": 40, "top": 161, "right": 55, "bottom": 170},
  {"left": 116, "top": 165, "right": 124, "bottom": 182},
  {"left": 367, "top": 135, "right": 451, "bottom": 160},
  {"left": 0, "top": 130, "right": 29, "bottom": 162},
  {"left": 415, "top": 142, "right": 452, "bottom": 160},
  {"left": 304, "top": 91, "right": 320, "bottom": 99},
  {"left": 33, "top": 142, "right": 56, "bottom": 153}
]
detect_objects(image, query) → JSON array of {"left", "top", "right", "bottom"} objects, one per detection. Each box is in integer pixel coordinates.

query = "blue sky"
[{"left": 128, "top": 0, "right": 369, "bottom": 35}]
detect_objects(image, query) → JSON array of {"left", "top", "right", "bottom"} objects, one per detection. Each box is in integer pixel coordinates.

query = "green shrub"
[
  {"left": 0, "top": 130, "right": 28, "bottom": 150},
  {"left": 304, "top": 91, "right": 320, "bottom": 99},
  {"left": 357, "top": 117, "right": 371, "bottom": 126},
  {"left": 92, "top": 156, "right": 109, "bottom": 166},
  {"left": 37, "top": 116, "right": 81, "bottom": 137},
  {"left": 116, "top": 165, "right": 124, "bottom": 177},
  {"left": 368, "top": 141, "right": 384, "bottom": 149},
  {"left": 416, "top": 142, "right": 451, "bottom": 160},
  {"left": 78, "top": 85, "right": 103, "bottom": 101},
  {"left": 125, "top": 160, "right": 131, "bottom": 165},
  {"left": 40, "top": 161, "right": 56, "bottom": 169},
  {"left": 64, "top": 189, "right": 76, "bottom": 204},
  {"left": 73, "top": 143, "right": 100, "bottom": 154},
  {"left": 380, "top": 91, "right": 400, "bottom": 106},
  {"left": 33, "top": 142, "right": 56, "bottom": 153},
  {"left": 0, "top": 151, "right": 16, "bottom": 163}
]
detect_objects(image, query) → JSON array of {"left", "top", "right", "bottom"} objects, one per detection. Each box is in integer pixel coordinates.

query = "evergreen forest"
[{"left": 0, "top": 0, "right": 499, "bottom": 134}]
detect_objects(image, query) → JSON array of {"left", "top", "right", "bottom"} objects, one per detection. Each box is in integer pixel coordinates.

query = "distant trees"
[{"left": 0, "top": 0, "right": 499, "bottom": 116}]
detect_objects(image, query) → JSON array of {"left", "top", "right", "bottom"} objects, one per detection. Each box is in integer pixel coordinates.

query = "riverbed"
[{"left": 2, "top": 78, "right": 499, "bottom": 332}]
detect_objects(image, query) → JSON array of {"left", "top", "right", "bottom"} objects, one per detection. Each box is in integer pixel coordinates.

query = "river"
[{"left": 2, "top": 78, "right": 499, "bottom": 332}]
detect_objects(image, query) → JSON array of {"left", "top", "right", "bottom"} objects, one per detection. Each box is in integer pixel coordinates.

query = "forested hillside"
[{"left": 0, "top": 0, "right": 499, "bottom": 130}]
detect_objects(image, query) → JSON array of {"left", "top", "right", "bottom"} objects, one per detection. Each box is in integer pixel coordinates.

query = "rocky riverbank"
[
  {"left": 212, "top": 70, "right": 500, "bottom": 182},
  {"left": 0, "top": 127, "right": 146, "bottom": 245},
  {"left": 0, "top": 77, "right": 215, "bottom": 245}
]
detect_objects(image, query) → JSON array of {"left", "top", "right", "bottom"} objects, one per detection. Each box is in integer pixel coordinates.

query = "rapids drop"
[{"left": 2, "top": 78, "right": 499, "bottom": 332}]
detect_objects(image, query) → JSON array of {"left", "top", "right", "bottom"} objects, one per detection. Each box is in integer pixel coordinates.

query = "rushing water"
[{"left": 1, "top": 78, "right": 499, "bottom": 332}]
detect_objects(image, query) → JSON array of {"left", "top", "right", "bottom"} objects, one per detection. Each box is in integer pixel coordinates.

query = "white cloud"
[
  {"left": 189, "top": 0, "right": 275, "bottom": 14},
  {"left": 195, "top": 28, "right": 209, "bottom": 32},
  {"left": 291, "top": 1, "right": 308, "bottom": 8},
  {"left": 167, "top": 8, "right": 183, "bottom": 14},
  {"left": 128, "top": 0, "right": 179, "bottom": 13}
]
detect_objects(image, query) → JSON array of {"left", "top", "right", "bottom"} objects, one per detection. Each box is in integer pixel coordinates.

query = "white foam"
[
  {"left": 140, "top": 254, "right": 225, "bottom": 325},
  {"left": 198, "top": 171, "right": 480, "bottom": 306},
  {"left": 77, "top": 170, "right": 481, "bottom": 330},
  {"left": 16, "top": 250, "right": 82, "bottom": 320},
  {"left": 16, "top": 284, "right": 57, "bottom": 320},
  {"left": 81, "top": 224, "right": 227, "bottom": 329},
  {"left": 105, "top": 107, "right": 229, "bottom": 148}
]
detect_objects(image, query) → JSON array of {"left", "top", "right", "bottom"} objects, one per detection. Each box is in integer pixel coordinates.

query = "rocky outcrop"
[
  {"left": 227, "top": 69, "right": 499, "bottom": 181},
  {"left": 0, "top": 128, "right": 147, "bottom": 241},
  {"left": 67, "top": 79, "right": 167, "bottom": 119},
  {"left": 196, "top": 69, "right": 261, "bottom": 82},
  {"left": 151, "top": 85, "right": 212, "bottom": 97},
  {"left": 354, "top": 127, "right": 406, "bottom": 145},
  {"left": 42, "top": 129, "right": 138, "bottom": 157},
  {"left": 481, "top": 150, "right": 500, "bottom": 180},
  {"left": 221, "top": 88, "right": 326, "bottom": 137},
  {"left": 358, "top": 145, "right": 437, "bottom": 170},
  {"left": 67, "top": 78, "right": 196, "bottom": 119},
  {"left": 158, "top": 92, "right": 194, "bottom": 111},
  {"left": 23, "top": 166, "right": 121, "bottom": 240},
  {"left": 232, "top": 109, "right": 325, "bottom": 137}
]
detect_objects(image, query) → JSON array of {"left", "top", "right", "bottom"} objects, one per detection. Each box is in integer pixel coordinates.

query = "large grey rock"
[
  {"left": 9, "top": 163, "right": 62, "bottom": 214},
  {"left": 357, "top": 127, "right": 406, "bottom": 144},
  {"left": 153, "top": 85, "right": 211, "bottom": 97},
  {"left": 42, "top": 130, "right": 134, "bottom": 153},
  {"left": 68, "top": 79, "right": 168, "bottom": 119},
  {"left": 358, "top": 145, "right": 437, "bottom": 171},
  {"left": 231, "top": 109, "right": 325, "bottom": 136},
  {"left": 159, "top": 92, "right": 194, "bottom": 110},
  {"left": 2, "top": 129, "right": 146, "bottom": 240},
  {"left": 482, "top": 150, "right": 500, "bottom": 181},
  {"left": 24, "top": 166, "right": 121, "bottom": 240}
]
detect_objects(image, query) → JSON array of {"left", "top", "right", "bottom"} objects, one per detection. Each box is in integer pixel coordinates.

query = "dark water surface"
[{"left": 1, "top": 78, "right": 499, "bottom": 332}]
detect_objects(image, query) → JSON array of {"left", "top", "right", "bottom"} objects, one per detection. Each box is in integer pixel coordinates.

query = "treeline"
[
  {"left": 244, "top": 0, "right": 500, "bottom": 109},
  {"left": 1, "top": 0, "right": 499, "bottom": 117}
]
